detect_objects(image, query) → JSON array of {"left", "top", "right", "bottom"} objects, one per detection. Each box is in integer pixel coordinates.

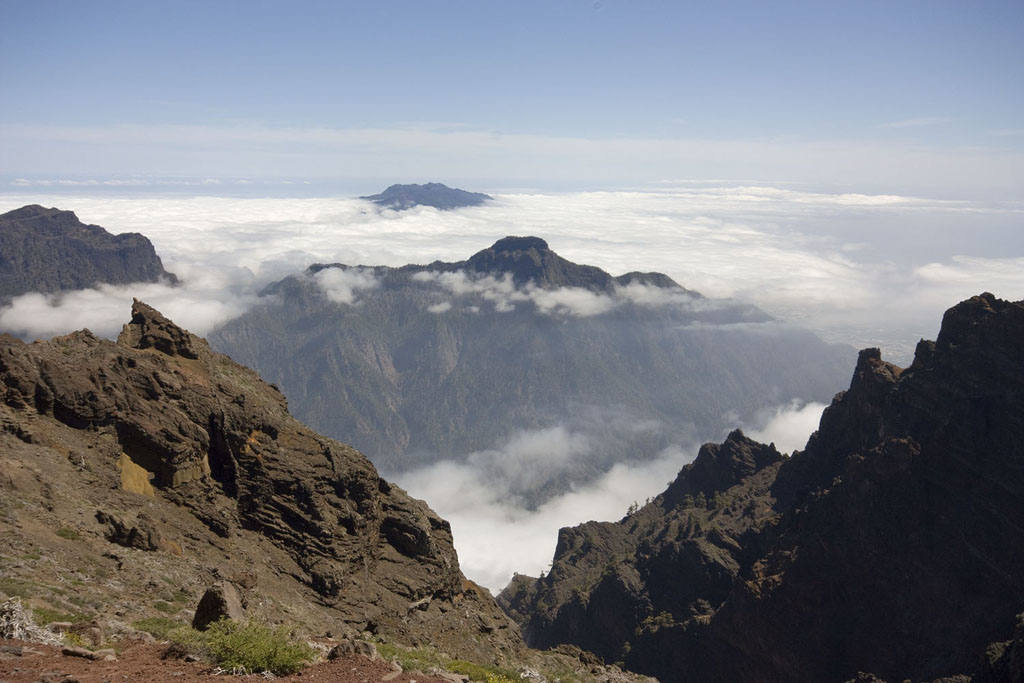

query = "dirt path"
[{"left": 0, "top": 639, "right": 455, "bottom": 683}]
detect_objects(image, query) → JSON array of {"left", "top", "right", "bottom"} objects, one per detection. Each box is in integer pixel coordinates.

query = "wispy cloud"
[
  {"left": 876, "top": 116, "right": 952, "bottom": 129},
  {"left": 410, "top": 270, "right": 710, "bottom": 318},
  {"left": 314, "top": 267, "right": 380, "bottom": 304}
]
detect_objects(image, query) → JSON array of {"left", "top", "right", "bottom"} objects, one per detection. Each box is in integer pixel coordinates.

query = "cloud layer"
[{"left": 3, "top": 185, "right": 1019, "bottom": 363}]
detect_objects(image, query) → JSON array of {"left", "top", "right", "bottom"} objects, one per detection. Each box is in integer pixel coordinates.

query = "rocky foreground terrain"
[
  {"left": 500, "top": 293, "right": 1024, "bottom": 682},
  {"left": 0, "top": 205, "right": 176, "bottom": 299},
  {"left": 0, "top": 300, "right": 654, "bottom": 681}
]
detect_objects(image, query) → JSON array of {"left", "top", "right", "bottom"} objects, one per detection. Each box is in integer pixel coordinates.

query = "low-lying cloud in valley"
[
  {"left": 393, "top": 398, "right": 830, "bottom": 592},
  {"left": 409, "top": 270, "right": 711, "bottom": 318}
]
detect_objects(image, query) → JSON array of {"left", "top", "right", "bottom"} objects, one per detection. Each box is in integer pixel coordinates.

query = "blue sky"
[{"left": 2, "top": 0, "right": 1022, "bottom": 195}]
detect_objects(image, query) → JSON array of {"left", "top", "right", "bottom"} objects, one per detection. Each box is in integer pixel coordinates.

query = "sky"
[
  {"left": 2, "top": 1, "right": 1023, "bottom": 591},
  {"left": 2, "top": 1, "right": 1023, "bottom": 196}
]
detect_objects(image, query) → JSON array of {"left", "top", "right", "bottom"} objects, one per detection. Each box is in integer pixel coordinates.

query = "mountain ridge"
[
  {"left": 0, "top": 205, "right": 177, "bottom": 299},
  {"left": 498, "top": 292, "right": 1024, "bottom": 682},
  {"left": 302, "top": 235, "right": 698, "bottom": 296},
  {"left": 213, "top": 237, "right": 852, "bottom": 484}
]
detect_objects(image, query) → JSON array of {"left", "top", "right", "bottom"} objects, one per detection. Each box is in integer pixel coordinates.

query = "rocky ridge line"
[{"left": 500, "top": 293, "right": 1024, "bottom": 682}]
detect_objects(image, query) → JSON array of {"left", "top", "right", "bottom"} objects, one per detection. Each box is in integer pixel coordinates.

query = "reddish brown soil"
[{"left": 0, "top": 639, "right": 453, "bottom": 683}]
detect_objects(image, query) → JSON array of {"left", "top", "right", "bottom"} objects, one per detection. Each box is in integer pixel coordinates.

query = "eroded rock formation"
[{"left": 0, "top": 300, "right": 519, "bottom": 663}]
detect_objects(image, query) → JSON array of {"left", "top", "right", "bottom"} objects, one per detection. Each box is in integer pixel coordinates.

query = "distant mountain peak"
[
  {"left": 489, "top": 236, "right": 550, "bottom": 252},
  {"left": 462, "top": 235, "right": 689, "bottom": 294},
  {"left": 2, "top": 204, "right": 71, "bottom": 220},
  {"left": 360, "top": 182, "right": 492, "bottom": 211},
  {"left": 0, "top": 204, "right": 178, "bottom": 299}
]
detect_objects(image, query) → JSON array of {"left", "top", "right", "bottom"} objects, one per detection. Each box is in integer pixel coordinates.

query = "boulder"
[{"left": 191, "top": 582, "right": 244, "bottom": 631}]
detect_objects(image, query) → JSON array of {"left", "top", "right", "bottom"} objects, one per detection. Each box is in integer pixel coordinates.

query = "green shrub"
[
  {"left": 153, "top": 600, "right": 176, "bottom": 614},
  {"left": 0, "top": 577, "right": 32, "bottom": 598},
  {"left": 32, "top": 607, "right": 84, "bottom": 625},
  {"left": 55, "top": 528, "right": 80, "bottom": 541},
  {"left": 374, "top": 642, "right": 518, "bottom": 682},
  {"left": 169, "top": 620, "right": 315, "bottom": 675},
  {"left": 132, "top": 616, "right": 181, "bottom": 640}
]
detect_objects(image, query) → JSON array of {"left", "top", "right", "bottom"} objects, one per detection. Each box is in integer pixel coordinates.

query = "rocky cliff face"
[
  {"left": 0, "top": 301, "right": 519, "bottom": 663},
  {"left": 500, "top": 293, "right": 1024, "bottom": 682},
  {"left": 0, "top": 205, "right": 177, "bottom": 299}
]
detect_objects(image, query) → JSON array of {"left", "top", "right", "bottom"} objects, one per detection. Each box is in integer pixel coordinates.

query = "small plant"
[
  {"left": 132, "top": 616, "right": 181, "bottom": 640},
  {"left": 0, "top": 577, "right": 32, "bottom": 598},
  {"left": 32, "top": 607, "right": 84, "bottom": 626},
  {"left": 168, "top": 619, "right": 315, "bottom": 675},
  {"left": 153, "top": 600, "right": 176, "bottom": 614},
  {"left": 55, "top": 528, "right": 80, "bottom": 541},
  {"left": 374, "top": 642, "right": 519, "bottom": 682}
]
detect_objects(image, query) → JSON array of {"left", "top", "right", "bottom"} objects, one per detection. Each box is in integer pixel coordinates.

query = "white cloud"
[
  {"left": 529, "top": 286, "right": 617, "bottom": 317},
  {"left": 411, "top": 269, "right": 712, "bottom": 318},
  {"left": 739, "top": 399, "right": 828, "bottom": 455},
  {"left": 313, "top": 266, "right": 379, "bottom": 304},
  {"left": 0, "top": 273, "right": 256, "bottom": 340},
  {"left": 426, "top": 301, "right": 452, "bottom": 313},
  {"left": 394, "top": 436, "right": 696, "bottom": 593}
]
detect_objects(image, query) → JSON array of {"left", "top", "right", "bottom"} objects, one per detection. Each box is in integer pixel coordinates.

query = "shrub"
[
  {"left": 55, "top": 528, "right": 80, "bottom": 540},
  {"left": 169, "top": 620, "right": 315, "bottom": 675},
  {"left": 132, "top": 616, "right": 181, "bottom": 640}
]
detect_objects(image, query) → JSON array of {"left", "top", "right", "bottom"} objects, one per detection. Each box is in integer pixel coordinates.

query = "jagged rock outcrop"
[
  {"left": 211, "top": 236, "right": 852, "bottom": 486},
  {"left": 500, "top": 293, "right": 1024, "bottom": 682},
  {"left": 0, "top": 301, "right": 520, "bottom": 663},
  {"left": 360, "top": 182, "right": 492, "bottom": 211},
  {"left": 0, "top": 205, "right": 176, "bottom": 299}
]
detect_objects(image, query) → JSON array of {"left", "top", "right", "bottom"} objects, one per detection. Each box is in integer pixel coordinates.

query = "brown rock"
[
  {"left": 0, "top": 301, "right": 523, "bottom": 665},
  {"left": 192, "top": 581, "right": 245, "bottom": 630}
]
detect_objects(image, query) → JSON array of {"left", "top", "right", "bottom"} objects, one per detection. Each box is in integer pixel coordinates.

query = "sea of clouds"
[
  {"left": 1, "top": 185, "right": 1020, "bottom": 361},
  {"left": 1, "top": 184, "right": 1020, "bottom": 591}
]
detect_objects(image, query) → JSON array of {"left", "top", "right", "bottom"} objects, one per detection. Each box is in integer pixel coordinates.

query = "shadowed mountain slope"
[
  {"left": 499, "top": 293, "right": 1024, "bottom": 682},
  {"left": 0, "top": 205, "right": 176, "bottom": 299},
  {"left": 210, "top": 237, "right": 853, "bottom": 491}
]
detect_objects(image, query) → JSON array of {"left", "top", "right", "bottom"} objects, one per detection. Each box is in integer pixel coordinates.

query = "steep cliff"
[
  {"left": 0, "top": 205, "right": 177, "bottom": 299},
  {"left": 501, "top": 293, "right": 1024, "bottom": 682}
]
